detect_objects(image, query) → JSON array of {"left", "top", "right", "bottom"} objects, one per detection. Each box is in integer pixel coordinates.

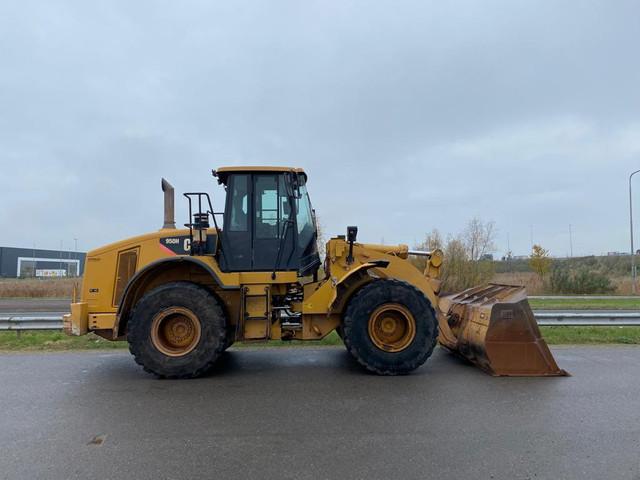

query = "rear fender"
[{"left": 115, "top": 256, "right": 233, "bottom": 338}]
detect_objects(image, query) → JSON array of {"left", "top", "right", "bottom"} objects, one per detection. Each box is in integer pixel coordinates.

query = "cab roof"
[{"left": 213, "top": 166, "right": 307, "bottom": 185}]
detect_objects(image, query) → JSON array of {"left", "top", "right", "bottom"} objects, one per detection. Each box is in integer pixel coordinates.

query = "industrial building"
[{"left": 0, "top": 246, "right": 85, "bottom": 278}]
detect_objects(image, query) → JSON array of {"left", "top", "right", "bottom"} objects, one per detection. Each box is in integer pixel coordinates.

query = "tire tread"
[
  {"left": 342, "top": 279, "right": 438, "bottom": 375},
  {"left": 127, "top": 281, "right": 226, "bottom": 379}
]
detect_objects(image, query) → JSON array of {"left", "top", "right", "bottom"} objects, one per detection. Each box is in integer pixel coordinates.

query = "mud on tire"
[
  {"left": 342, "top": 279, "right": 438, "bottom": 375},
  {"left": 127, "top": 281, "right": 227, "bottom": 379}
]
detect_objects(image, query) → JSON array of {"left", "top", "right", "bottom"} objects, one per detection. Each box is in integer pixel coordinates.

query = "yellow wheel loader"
[{"left": 64, "top": 166, "right": 567, "bottom": 378}]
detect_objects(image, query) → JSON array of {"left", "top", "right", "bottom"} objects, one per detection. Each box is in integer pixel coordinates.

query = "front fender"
[{"left": 328, "top": 260, "right": 389, "bottom": 311}]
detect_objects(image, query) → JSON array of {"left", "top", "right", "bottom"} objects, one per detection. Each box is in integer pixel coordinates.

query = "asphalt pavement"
[{"left": 1, "top": 346, "right": 639, "bottom": 480}]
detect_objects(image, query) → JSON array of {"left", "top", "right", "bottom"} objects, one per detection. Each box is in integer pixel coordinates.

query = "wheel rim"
[
  {"left": 368, "top": 303, "right": 416, "bottom": 352},
  {"left": 150, "top": 307, "right": 202, "bottom": 357}
]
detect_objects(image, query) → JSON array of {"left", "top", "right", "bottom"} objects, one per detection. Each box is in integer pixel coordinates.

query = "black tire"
[
  {"left": 128, "top": 282, "right": 227, "bottom": 379},
  {"left": 342, "top": 279, "right": 438, "bottom": 375}
]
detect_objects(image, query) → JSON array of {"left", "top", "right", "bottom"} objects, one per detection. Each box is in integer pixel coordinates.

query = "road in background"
[
  {"left": 0, "top": 298, "right": 69, "bottom": 316},
  {"left": 1, "top": 346, "right": 639, "bottom": 479}
]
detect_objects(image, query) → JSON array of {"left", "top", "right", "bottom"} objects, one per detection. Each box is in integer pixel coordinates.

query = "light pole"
[
  {"left": 569, "top": 224, "right": 573, "bottom": 258},
  {"left": 629, "top": 170, "right": 640, "bottom": 294},
  {"left": 73, "top": 238, "right": 78, "bottom": 277}
]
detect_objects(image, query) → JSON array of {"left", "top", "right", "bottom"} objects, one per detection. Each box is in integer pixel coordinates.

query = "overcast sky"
[{"left": 1, "top": 0, "right": 639, "bottom": 257}]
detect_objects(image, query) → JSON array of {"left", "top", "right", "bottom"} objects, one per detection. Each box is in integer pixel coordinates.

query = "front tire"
[
  {"left": 127, "top": 282, "right": 227, "bottom": 378},
  {"left": 342, "top": 279, "right": 438, "bottom": 375}
]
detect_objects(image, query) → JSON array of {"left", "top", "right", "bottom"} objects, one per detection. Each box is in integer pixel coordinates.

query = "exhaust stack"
[{"left": 161, "top": 178, "right": 176, "bottom": 229}]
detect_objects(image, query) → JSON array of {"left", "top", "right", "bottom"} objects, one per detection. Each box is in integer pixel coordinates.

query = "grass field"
[
  {"left": 539, "top": 326, "right": 640, "bottom": 344},
  {"left": 1, "top": 328, "right": 639, "bottom": 351},
  {"left": 529, "top": 297, "right": 640, "bottom": 310},
  {"left": 0, "top": 331, "right": 127, "bottom": 351},
  {"left": 0, "top": 331, "right": 345, "bottom": 351}
]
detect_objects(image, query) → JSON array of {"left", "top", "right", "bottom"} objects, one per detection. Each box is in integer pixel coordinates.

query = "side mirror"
[
  {"left": 347, "top": 226, "right": 358, "bottom": 264},
  {"left": 284, "top": 172, "right": 303, "bottom": 199},
  {"left": 347, "top": 226, "right": 358, "bottom": 243}
]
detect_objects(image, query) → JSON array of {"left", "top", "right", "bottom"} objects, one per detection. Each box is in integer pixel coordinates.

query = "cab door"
[
  {"left": 252, "top": 174, "right": 295, "bottom": 271},
  {"left": 220, "top": 173, "right": 252, "bottom": 271}
]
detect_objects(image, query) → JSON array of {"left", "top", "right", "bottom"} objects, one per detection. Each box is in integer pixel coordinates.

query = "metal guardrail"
[
  {"left": 535, "top": 312, "right": 640, "bottom": 326},
  {"left": 529, "top": 296, "right": 637, "bottom": 300},
  {"left": 2, "top": 313, "right": 640, "bottom": 331},
  {"left": 0, "top": 316, "right": 63, "bottom": 331}
]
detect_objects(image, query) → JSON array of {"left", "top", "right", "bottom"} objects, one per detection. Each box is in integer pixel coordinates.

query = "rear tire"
[
  {"left": 342, "top": 279, "right": 438, "bottom": 375},
  {"left": 127, "top": 282, "right": 227, "bottom": 378}
]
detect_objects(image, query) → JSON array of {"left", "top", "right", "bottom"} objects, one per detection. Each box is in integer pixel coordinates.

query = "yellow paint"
[
  {"left": 63, "top": 302, "right": 88, "bottom": 336},
  {"left": 89, "top": 313, "right": 117, "bottom": 331},
  {"left": 240, "top": 284, "right": 272, "bottom": 340}
]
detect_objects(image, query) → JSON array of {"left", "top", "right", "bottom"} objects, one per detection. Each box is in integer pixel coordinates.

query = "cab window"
[
  {"left": 228, "top": 174, "right": 248, "bottom": 232},
  {"left": 254, "top": 175, "right": 291, "bottom": 239},
  {"left": 296, "top": 185, "right": 314, "bottom": 248},
  {"left": 255, "top": 175, "right": 278, "bottom": 238}
]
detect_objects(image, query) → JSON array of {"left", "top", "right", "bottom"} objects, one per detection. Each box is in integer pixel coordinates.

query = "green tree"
[{"left": 529, "top": 244, "right": 552, "bottom": 278}]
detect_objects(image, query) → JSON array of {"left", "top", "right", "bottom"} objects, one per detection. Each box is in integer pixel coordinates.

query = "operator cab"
[{"left": 213, "top": 167, "right": 321, "bottom": 276}]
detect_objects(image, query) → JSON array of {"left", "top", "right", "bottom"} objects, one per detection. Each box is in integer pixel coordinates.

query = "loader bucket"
[{"left": 437, "top": 284, "right": 568, "bottom": 376}]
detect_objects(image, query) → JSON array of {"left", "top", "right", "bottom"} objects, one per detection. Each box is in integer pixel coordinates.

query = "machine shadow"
[
  {"left": 201, "top": 347, "right": 366, "bottom": 378},
  {"left": 91, "top": 348, "right": 363, "bottom": 381}
]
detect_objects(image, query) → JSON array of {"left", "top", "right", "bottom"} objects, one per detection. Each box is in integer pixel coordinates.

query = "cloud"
[{"left": 0, "top": 0, "right": 639, "bottom": 257}]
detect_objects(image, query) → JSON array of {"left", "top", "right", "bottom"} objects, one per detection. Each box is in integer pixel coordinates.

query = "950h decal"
[{"left": 159, "top": 235, "right": 191, "bottom": 255}]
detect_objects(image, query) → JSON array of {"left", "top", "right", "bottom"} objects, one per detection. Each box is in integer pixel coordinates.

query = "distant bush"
[
  {"left": 496, "top": 255, "right": 632, "bottom": 277},
  {"left": 550, "top": 266, "right": 615, "bottom": 294},
  {"left": 0, "top": 278, "right": 77, "bottom": 298}
]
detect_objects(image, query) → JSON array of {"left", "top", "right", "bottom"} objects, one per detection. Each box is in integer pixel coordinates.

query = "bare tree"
[
  {"left": 463, "top": 217, "right": 497, "bottom": 261},
  {"left": 441, "top": 236, "right": 468, "bottom": 291},
  {"left": 415, "top": 228, "right": 444, "bottom": 251},
  {"left": 314, "top": 212, "right": 326, "bottom": 260},
  {"left": 411, "top": 229, "right": 444, "bottom": 272},
  {"left": 412, "top": 219, "right": 497, "bottom": 293}
]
